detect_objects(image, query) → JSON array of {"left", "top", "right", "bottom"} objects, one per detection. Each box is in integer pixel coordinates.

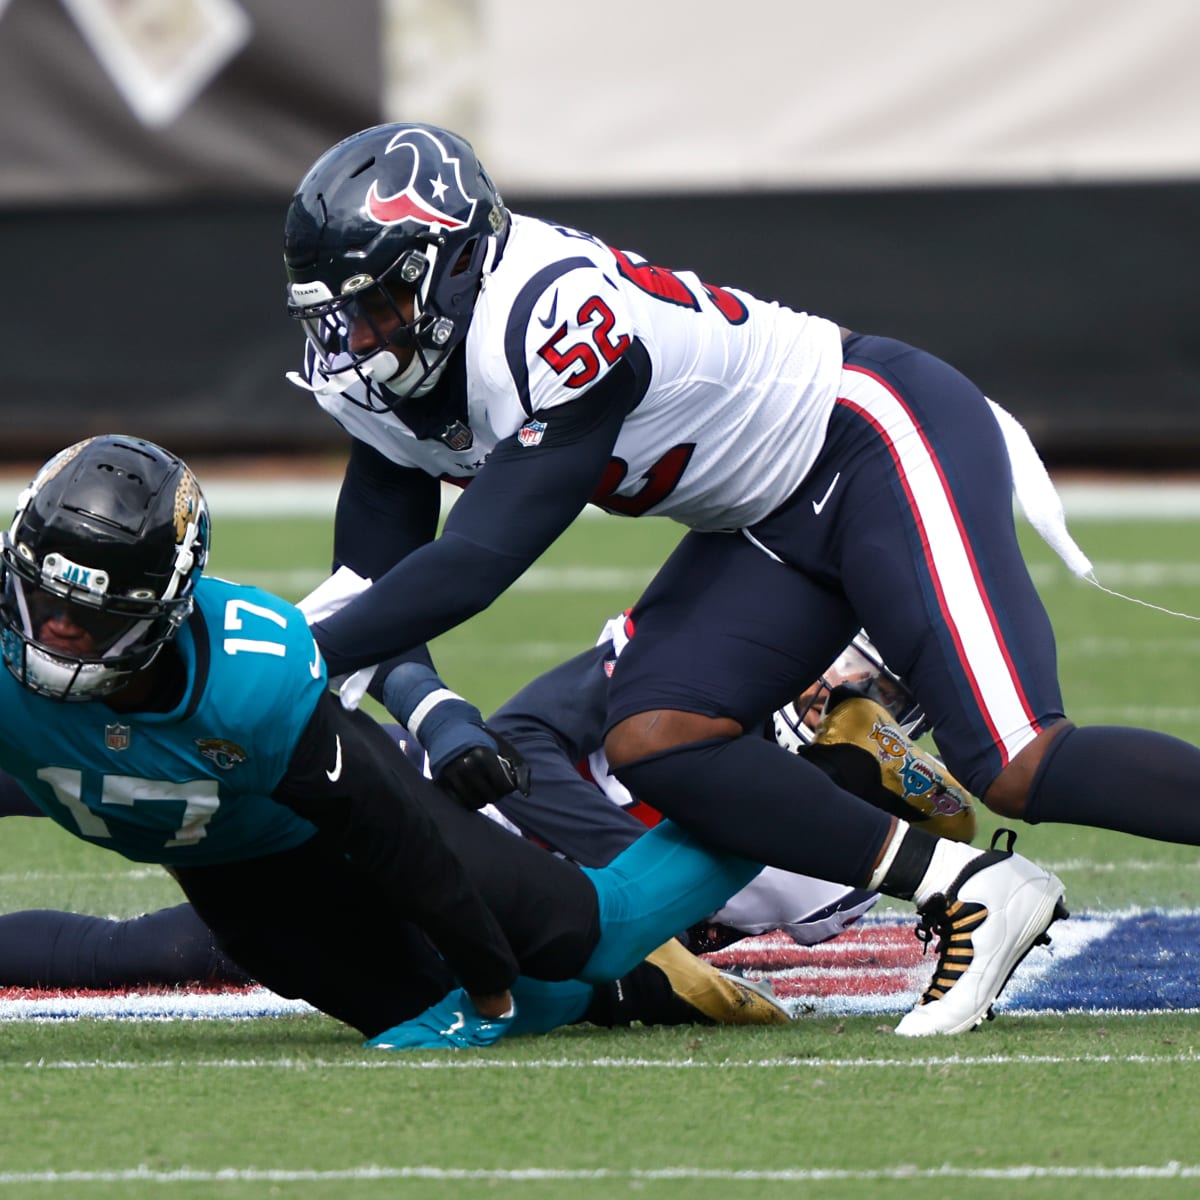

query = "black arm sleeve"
[
  {"left": 488, "top": 646, "right": 647, "bottom": 867},
  {"left": 333, "top": 438, "right": 442, "bottom": 580},
  {"left": 271, "top": 690, "right": 520, "bottom": 996},
  {"left": 333, "top": 439, "right": 443, "bottom": 678},
  {"left": 312, "top": 343, "right": 651, "bottom": 677}
]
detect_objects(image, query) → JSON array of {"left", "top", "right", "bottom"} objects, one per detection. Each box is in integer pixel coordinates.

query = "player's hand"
[
  {"left": 365, "top": 989, "right": 516, "bottom": 1050},
  {"left": 437, "top": 727, "right": 533, "bottom": 809}
]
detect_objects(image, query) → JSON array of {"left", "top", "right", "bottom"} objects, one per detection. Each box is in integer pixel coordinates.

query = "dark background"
[
  {"left": 0, "top": 0, "right": 1195, "bottom": 468},
  {"left": 1, "top": 180, "right": 1195, "bottom": 466}
]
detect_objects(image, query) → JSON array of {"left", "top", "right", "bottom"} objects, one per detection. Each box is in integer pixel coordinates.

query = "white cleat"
[{"left": 895, "top": 832, "right": 1067, "bottom": 1037}]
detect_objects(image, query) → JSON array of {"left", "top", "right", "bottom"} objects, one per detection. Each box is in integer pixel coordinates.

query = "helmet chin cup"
[
  {"left": 382, "top": 350, "right": 450, "bottom": 398},
  {"left": 362, "top": 350, "right": 401, "bottom": 386},
  {"left": 20, "top": 643, "right": 128, "bottom": 701}
]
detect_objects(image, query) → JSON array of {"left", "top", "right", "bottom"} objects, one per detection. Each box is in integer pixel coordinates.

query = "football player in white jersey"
[{"left": 279, "top": 122, "right": 1200, "bottom": 1036}]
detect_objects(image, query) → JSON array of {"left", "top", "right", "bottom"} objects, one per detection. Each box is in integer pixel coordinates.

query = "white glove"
[{"left": 296, "top": 566, "right": 378, "bottom": 709}]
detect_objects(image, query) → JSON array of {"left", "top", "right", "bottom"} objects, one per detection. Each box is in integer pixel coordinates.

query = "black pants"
[{"left": 175, "top": 803, "right": 602, "bottom": 1038}]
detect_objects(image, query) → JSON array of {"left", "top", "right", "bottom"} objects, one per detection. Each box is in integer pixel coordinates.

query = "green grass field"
[{"left": 2, "top": 500, "right": 1200, "bottom": 1197}]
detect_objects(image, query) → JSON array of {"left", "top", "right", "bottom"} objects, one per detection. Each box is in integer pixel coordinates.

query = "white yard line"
[
  {"left": 1, "top": 1162, "right": 1199, "bottom": 1185},
  {"left": 10, "top": 1050, "right": 1200, "bottom": 1071}
]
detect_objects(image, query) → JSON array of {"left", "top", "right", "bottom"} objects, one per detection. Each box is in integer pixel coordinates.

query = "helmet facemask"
[
  {"left": 0, "top": 437, "right": 209, "bottom": 702},
  {"left": 772, "top": 632, "right": 928, "bottom": 753},
  {"left": 289, "top": 230, "right": 497, "bottom": 413}
]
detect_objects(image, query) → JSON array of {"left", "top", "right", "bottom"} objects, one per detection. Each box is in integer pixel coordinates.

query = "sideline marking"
[{"left": 0, "top": 478, "right": 1197, "bottom": 521}]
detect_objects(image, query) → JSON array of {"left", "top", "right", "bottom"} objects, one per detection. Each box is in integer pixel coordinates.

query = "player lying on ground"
[
  {"left": 0, "top": 615, "right": 971, "bottom": 993},
  {"left": 0, "top": 435, "right": 786, "bottom": 1044},
  {"left": 0, "top": 437, "right": 1044, "bottom": 1043},
  {"left": 484, "top": 613, "right": 975, "bottom": 952}
]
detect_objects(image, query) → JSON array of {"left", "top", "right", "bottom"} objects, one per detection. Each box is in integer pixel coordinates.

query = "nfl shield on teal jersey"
[{"left": 0, "top": 577, "right": 326, "bottom": 865}]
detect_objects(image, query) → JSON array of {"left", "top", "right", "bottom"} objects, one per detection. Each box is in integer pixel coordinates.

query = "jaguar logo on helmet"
[
  {"left": 364, "top": 128, "right": 477, "bottom": 232},
  {"left": 173, "top": 469, "right": 203, "bottom": 543}
]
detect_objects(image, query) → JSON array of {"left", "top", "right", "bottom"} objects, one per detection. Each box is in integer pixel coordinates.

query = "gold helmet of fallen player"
[
  {"left": 772, "top": 632, "right": 975, "bottom": 842},
  {"left": 772, "top": 631, "right": 927, "bottom": 753}
]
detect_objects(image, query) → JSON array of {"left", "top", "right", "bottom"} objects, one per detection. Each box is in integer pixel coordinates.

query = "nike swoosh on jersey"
[
  {"left": 308, "top": 640, "right": 322, "bottom": 679},
  {"left": 537, "top": 290, "right": 559, "bottom": 329},
  {"left": 812, "top": 471, "right": 841, "bottom": 515},
  {"left": 326, "top": 734, "right": 343, "bottom": 782}
]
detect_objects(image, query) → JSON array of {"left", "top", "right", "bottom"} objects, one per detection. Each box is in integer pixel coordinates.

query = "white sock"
[
  {"left": 865, "top": 819, "right": 910, "bottom": 891},
  {"left": 912, "top": 839, "right": 982, "bottom": 908}
]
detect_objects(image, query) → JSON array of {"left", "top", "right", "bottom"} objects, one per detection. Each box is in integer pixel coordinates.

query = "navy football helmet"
[
  {"left": 0, "top": 436, "right": 209, "bottom": 701},
  {"left": 284, "top": 123, "right": 510, "bottom": 411}
]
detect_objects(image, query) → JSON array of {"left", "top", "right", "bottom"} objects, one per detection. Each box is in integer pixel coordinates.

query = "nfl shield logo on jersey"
[
  {"left": 518, "top": 419, "right": 547, "bottom": 448},
  {"left": 438, "top": 420, "right": 474, "bottom": 451},
  {"left": 105, "top": 723, "right": 131, "bottom": 751}
]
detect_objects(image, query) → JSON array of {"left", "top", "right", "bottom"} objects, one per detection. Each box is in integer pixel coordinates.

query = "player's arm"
[
  {"left": 270, "top": 689, "right": 520, "bottom": 1007},
  {"left": 310, "top": 340, "right": 652, "bottom": 678},
  {"left": 331, "top": 438, "right": 443, "bottom": 676},
  {"left": 332, "top": 438, "right": 442, "bottom": 582},
  {"left": 486, "top": 645, "right": 648, "bottom": 866}
]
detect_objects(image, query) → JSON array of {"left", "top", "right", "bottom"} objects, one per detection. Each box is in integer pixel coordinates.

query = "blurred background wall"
[{"left": 0, "top": 0, "right": 1197, "bottom": 465}]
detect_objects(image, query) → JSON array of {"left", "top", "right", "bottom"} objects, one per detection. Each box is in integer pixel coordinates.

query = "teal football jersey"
[{"left": 0, "top": 577, "right": 325, "bottom": 865}]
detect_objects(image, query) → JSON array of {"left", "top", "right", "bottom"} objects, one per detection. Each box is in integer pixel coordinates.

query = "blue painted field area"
[{"left": 708, "top": 910, "right": 1200, "bottom": 1018}]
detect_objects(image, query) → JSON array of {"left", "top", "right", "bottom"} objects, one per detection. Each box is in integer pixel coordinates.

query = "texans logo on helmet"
[{"left": 365, "top": 128, "right": 477, "bottom": 232}]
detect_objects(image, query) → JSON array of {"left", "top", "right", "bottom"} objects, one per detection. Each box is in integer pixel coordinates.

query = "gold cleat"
[
  {"left": 645, "top": 937, "right": 792, "bottom": 1025},
  {"left": 814, "top": 696, "right": 977, "bottom": 842}
]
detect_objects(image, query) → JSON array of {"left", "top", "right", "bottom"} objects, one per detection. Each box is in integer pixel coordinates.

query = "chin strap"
[{"left": 989, "top": 398, "right": 1200, "bottom": 623}]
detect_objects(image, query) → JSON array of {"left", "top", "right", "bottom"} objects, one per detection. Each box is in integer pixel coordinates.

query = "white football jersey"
[{"left": 311, "top": 214, "right": 844, "bottom": 531}]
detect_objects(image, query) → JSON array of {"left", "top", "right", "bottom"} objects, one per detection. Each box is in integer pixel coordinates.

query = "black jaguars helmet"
[
  {"left": 284, "top": 122, "right": 510, "bottom": 412},
  {"left": 0, "top": 436, "right": 209, "bottom": 701}
]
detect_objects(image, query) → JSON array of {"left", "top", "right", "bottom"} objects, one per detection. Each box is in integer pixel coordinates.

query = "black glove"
[
  {"left": 438, "top": 726, "right": 533, "bottom": 809},
  {"left": 381, "top": 663, "right": 533, "bottom": 808}
]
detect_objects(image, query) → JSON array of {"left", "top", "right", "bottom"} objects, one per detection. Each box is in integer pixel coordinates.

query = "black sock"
[
  {"left": 1027, "top": 725, "right": 1200, "bottom": 844},
  {"left": 583, "top": 959, "right": 714, "bottom": 1027},
  {"left": 613, "top": 735, "right": 894, "bottom": 886},
  {"left": 877, "top": 825, "right": 939, "bottom": 901}
]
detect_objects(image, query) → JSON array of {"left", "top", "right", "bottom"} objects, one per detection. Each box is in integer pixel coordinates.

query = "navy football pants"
[{"left": 608, "top": 333, "right": 1065, "bottom": 801}]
